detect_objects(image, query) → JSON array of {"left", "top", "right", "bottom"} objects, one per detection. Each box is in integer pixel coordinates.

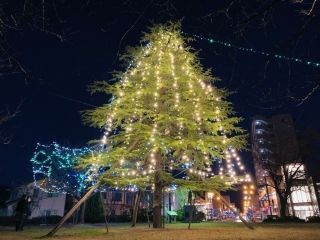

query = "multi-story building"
[{"left": 251, "top": 114, "right": 319, "bottom": 220}]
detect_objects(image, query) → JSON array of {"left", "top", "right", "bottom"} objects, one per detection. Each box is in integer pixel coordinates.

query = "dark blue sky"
[{"left": 0, "top": 0, "right": 319, "bottom": 187}]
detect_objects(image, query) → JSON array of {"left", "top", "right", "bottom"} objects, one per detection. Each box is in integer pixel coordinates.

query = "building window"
[
  {"left": 292, "top": 205, "right": 314, "bottom": 220},
  {"left": 291, "top": 186, "right": 311, "bottom": 203},
  {"left": 286, "top": 164, "right": 305, "bottom": 179},
  {"left": 112, "top": 191, "right": 122, "bottom": 202},
  {"left": 126, "top": 192, "right": 133, "bottom": 205},
  {"left": 47, "top": 192, "right": 59, "bottom": 198}
]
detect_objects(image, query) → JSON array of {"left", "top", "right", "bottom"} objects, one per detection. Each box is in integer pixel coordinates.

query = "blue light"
[
  {"left": 30, "top": 142, "right": 96, "bottom": 195},
  {"left": 182, "top": 32, "right": 320, "bottom": 69}
]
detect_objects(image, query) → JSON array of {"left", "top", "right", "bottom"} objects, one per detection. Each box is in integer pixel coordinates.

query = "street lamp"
[{"left": 242, "top": 182, "right": 257, "bottom": 221}]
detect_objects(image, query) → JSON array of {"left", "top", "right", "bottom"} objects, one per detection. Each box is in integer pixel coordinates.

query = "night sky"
[{"left": 0, "top": 0, "right": 319, "bottom": 189}]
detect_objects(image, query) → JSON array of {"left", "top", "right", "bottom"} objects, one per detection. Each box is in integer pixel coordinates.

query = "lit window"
[
  {"left": 291, "top": 186, "right": 311, "bottom": 203},
  {"left": 286, "top": 164, "right": 305, "bottom": 179}
]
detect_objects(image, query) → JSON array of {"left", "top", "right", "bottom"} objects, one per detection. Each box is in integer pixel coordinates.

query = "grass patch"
[{"left": 0, "top": 222, "right": 319, "bottom": 240}]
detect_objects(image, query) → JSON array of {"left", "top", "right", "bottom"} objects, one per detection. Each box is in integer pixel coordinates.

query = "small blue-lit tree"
[{"left": 31, "top": 142, "right": 95, "bottom": 196}]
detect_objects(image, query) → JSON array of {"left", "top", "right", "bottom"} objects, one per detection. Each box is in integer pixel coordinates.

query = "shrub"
[
  {"left": 176, "top": 208, "right": 185, "bottom": 221},
  {"left": 29, "top": 215, "right": 62, "bottom": 224},
  {"left": 263, "top": 215, "right": 305, "bottom": 223},
  {"left": 137, "top": 208, "right": 149, "bottom": 222},
  {"left": 307, "top": 216, "right": 320, "bottom": 223},
  {"left": 0, "top": 215, "right": 63, "bottom": 226},
  {"left": 109, "top": 211, "right": 131, "bottom": 222},
  {"left": 85, "top": 193, "right": 105, "bottom": 223},
  {"left": 0, "top": 216, "right": 15, "bottom": 226},
  {"left": 195, "top": 211, "right": 206, "bottom": 221}
]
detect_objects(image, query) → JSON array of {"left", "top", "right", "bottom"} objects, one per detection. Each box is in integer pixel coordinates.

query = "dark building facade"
[{"left": 251, "top": 114, "right": 319, "bottom": 220}]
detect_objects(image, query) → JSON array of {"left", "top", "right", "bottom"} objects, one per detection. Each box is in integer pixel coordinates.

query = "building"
[
  {"left": 199, "top": 192, "right": 238, "bottom": 221},
  {"left": 99, "top": 189, "right": 239, "bottom": 222},
  {"left": 1, "top": 181, "right": 66, "bottom": 219},
  {"left": 1, "top": 181, "right": 242, "bottom": 223},
  {"left": 311, "top": 176, "right": 320, "bottom": 213},
  {"left": 251, "top": 114, "right": 319, "bottom": 220},
  {"left": 0, "top": 185, "right": 11, "bottom": 216},
  {"left": 100, "top": 190, "right": 145, "bottom": 217}
]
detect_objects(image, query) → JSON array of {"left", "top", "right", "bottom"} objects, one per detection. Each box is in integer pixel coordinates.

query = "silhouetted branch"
[{"left": 0, "top": 100, "right": 23, "bottom": 144}]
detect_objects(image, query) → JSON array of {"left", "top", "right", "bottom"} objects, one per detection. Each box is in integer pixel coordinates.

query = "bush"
[
  {"left": 137, "top": 208, "right": 149, "bottom": 222},
  {"left": 196, "top": 211, "right": 206, "bottom": 221},
  {"left": 183, "top": 205, "right": 197, "bottom": 222},
  {"left": 263, "top": 215, "right": 305, "bottom": 223},
  {"left": 176, "top": 208, "right": 185, "bottom": 221},
  {"left": 109, "top": 211, "right": 131, "bottom": 222},
  {"left": 29, "top": 215, "right": 62, "bottom": 224},
  {"left": 85, "top": 193, "right": 105, "bottom": 223},
  {"left": 0, "top": 215, "right": 63, "bottom": 226},
  {"left": 307, "top": 216, "right": 320, "bottom": 223},
  {"left": 0, "top": 216, "right": 15, "bottom": 226}
]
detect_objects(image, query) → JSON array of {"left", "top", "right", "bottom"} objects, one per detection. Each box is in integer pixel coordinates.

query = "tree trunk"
[
  {"left": 44, "top": 184, "right": 99, "bottom": 237},
  {"left": 289, "top": 193, "right": 296, "bottom": 217},
  {"left": 153, "top": 153, "right": 163, "bottom": 228},
  {"left": 144, "top": 191, "right": 151, "bottom": 228},
  {"left": 153, "top": 181, "right": 163, "bottom": 228},
  {"left": 188, "top": 190, "right": 193, "bottom": 230},
  {"left": 131, "top": 190, "right": 141, "bottom": 227},
  {"left": 279, "top": 196, "right": 287, "bottom": 218},
  {"left": 99, "top": 192, "right": 109, "bottom": 233}
]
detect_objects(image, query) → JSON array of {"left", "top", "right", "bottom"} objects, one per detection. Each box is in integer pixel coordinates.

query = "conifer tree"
[{"left": 82, "top": 22, "right": 246, "bottom": 228}]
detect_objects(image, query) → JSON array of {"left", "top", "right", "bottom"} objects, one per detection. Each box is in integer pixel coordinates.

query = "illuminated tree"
[
  {"left": 82, "top": 22, "right": 246, "bottom": 228},
  {"left": 31, "top": 142, "right": 94, "bottom": 196}
]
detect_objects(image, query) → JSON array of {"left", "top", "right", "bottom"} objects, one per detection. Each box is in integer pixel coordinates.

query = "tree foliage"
[{"left": 81, "top": 22, "right": 246, "bottom": 192}]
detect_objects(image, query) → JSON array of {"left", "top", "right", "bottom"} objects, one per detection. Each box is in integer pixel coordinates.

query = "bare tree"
[
  {"left": 0, "top": 101, "right": 22, "bottom": 144},
  {"left": 262, "top": 127, "right": 311, "bottom": 217},
  {"left": 263, "top": 153, "right": 305, "bottom": 217}
]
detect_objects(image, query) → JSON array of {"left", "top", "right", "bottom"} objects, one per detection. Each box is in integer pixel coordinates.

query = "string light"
[
  {"left": 216, "top": 146, "right": 251, "bottom": 185},
  {"left": 242, "top": 183, "right": 255, "bottom": 215},
  {"left": 31, "top": 142, "right": 95, "bottom": 195},
  {"left": 183, "top": 32, "right": 320, "bottom": 69},
  {"left": 80, "top": 24, "right": 250, "bottom": 198},
  {"left": 101, "top": 43, "right": 152, "bottom": 146}
]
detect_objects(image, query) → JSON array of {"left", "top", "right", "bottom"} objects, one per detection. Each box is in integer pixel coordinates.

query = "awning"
[{"left": 167, "top": 211, "right": 178, "bottom": 216}]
